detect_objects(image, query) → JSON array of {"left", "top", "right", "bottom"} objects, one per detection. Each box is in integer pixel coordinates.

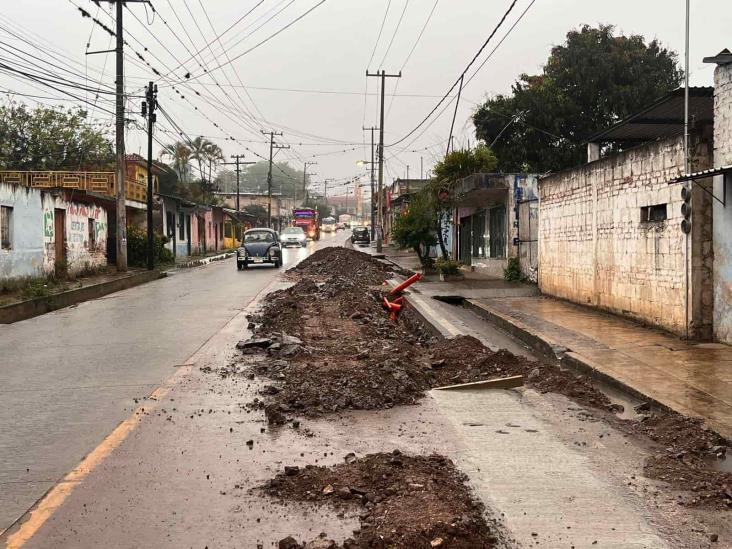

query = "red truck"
[{"left": 292, "top": 208, "right": 320, "bottom": 240}]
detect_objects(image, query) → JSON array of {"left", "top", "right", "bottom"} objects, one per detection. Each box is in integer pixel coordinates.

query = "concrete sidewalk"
[
  {"left": 367, "top": 244, "right": 732, "bottom": 440},
  {"left": 466, "top": 296, "right": 732, "bottom": 440}
]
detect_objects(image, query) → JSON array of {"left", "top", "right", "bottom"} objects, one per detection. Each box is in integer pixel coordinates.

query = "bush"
[
  {"left": 435, "top": 258, "right": 461, "bottom": 275},
  {"left": 504, "top": 257, "right": 522, "bottom": 281},
  {"left": 20, "top": 279, "right": 52, "bottom": 300},
  {"left": 127, "top": 224, "right": 174, "bottom": 267}
]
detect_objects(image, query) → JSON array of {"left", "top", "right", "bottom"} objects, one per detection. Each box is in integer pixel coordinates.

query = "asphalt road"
[{"left": 0, "top": 231, "right": 343, "bottom": 532}]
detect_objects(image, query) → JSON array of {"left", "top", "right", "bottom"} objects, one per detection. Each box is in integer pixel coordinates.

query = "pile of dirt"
[
  {"left": 629, "top": 412, "right": 731, "bottom": 508},
  {"left": 428, "top": 336, "right": 619, "bottom": 412},
  {"left": 262, "top": 451, "right": 501, "bottom": 548},
  {"left": 237, "top": 247, "right": 622, "bottom": 422},
  {"left": 292, "top": 246, "right": 394, "bottom": 285}
]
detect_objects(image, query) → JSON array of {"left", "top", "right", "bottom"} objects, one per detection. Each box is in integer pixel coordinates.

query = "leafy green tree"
[
  {"left": 473, "top": 24, "right": 682, "bottom": 172},
  {"left": 0, "top": 101, "right": 113, "bottom": 170},
  {"left": 429, "top": 145, "right": 497, "bottom": 258},
  {"left": 160, "top": 141, "right": 191, "bottom": 181},
  {"left": 243, "top": 204, "right": 268, "bottom": 226},
  {"left": 243, "top": 161, "right": 305, "bottom": 199},
  {"left": 391, "top": 191, "right": 437, "bottom": 268}
]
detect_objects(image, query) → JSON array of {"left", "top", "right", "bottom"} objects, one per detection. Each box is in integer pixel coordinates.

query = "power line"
[
  {"left": 182, "top": 1, "right": 327, "bottom": 83},
  {"left": 392, "top": 0, "right": 537, "bottom": 153},
  {"left": 388, "top": 0, "right": 520, "bottom": 147},
  {"left": 377, "top": 0, "right": 410, "bottom": 69}
]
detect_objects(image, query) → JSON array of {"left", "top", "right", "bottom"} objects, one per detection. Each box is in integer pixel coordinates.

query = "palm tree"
[
  {"left": 188, "top": 136, "right": 214, "bottom": 195},
  {"left": 205, "top": 142, "right": 224, "bottom": 191},
  {"left": 160, "top": 141, "right": 191, "bottom": 182}
]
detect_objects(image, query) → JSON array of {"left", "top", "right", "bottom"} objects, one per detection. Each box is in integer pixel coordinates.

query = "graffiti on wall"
[{"left": 43, "top": 209, "right": 54, "bottom": 239}]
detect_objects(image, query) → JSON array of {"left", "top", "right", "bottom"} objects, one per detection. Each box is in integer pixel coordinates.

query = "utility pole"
[
  {"left": 142, "top": 81, "right": 157, "bottom": 271},
  {"left": 303, "top": 161, "right": 317, "bottom": 205},
  {"left": 224, "top": 155, "right": 255, "bottom": 240},
  {"left": 363, "top": 126, "right": 378, "bottom": 240},
  {"left": 420, "top": 156, "right": 424, "bottom": 180},
  {"left": 261, "top": 130, "right": 288, "bottom": 228},
  {"left": 98, "top": 0, "right": 147, "bottom": 271},
  {"left": 366, "top": 69, "right": 401, "bottom": 253},
  {"left": 406, "top": 165, "right": 410, "bottom": 180}
]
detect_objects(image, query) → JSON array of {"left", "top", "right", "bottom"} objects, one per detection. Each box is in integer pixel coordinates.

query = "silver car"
[{"left": 279, "top": 226, "right": 308, "bottom": 248}]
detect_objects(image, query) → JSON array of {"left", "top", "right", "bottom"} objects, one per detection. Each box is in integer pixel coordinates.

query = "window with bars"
[
  {"left": 640, "top": 204, "right": 667, "bottom": 223},
  {"left": 1, "top": 206, "right": 12, "bottom": 250}
]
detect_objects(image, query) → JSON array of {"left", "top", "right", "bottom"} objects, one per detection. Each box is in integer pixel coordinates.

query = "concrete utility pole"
[
  {"left": 363, "top": 126, "right": 378, "bottom": 239},
  {"left": 366, "top": 70, "right": 401, "bottom": 253},
  {"left": 302, "top": 161, "right": 317, "bottom": 205},
  {"left": 261, "top": 130, "right": 289, "bottom": 228},
  {"left": 98, "top": 0, "right": 147, "bottom": 271},
  {"left": 224, "top": 155, "right": 255, "bottom": 239},
  {"left": 142, "top": 81, "right": 157, "bottom": 271}
]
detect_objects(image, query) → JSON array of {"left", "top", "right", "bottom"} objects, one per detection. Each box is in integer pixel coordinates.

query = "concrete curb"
[
  {"left": 0, "top": 270, "right": 165, "bottom": 324},
  {"left": 174, "top": 251, "right": 235, "bottom": 269},
  {"left": 463, "top": 298, "right": 727, "bottom": 433}
]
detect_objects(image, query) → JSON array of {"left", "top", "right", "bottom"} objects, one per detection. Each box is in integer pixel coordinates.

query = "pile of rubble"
[
  {"left": 236, "top": 247, "right": 622, "bottom": 423},
  {"left": 264, "top": 451, "right": 501, "bottom": 549},
  {"left": 630, "top": 412, "right": 731, "bottom": 508}
]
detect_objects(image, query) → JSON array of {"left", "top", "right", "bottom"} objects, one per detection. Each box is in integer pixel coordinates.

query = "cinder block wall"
[
  {"left": 538, "top": 135, "right": 713, "bottom": 337},
  {"left": 713, "top": 62, "right": 732, "bottom": 344}
]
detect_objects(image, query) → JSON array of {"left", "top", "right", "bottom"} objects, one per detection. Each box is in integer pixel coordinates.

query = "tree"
[
  {"left": 429, "top": 145, "right": 498, "bottom": 259},
  {"left": 188, "top": 136, "right": 214, "bottom": 193},
  {"left": 391, "top": 191, "right": 437, "bottom": 268},
  {"left": 243, "top": 161, "right": 305, "bottom": 198},
  {"left": 160, "top": 141, "right": 191, "bottom": 182},
  {"left": 0, "top": 101, "right": 113, "bottom": 170},
  {"left": 473, "top": 24, "right": 682, "bottom": 172},
  {"left": 243, "top": 204, "right": 268, "bottom": 226},
  {"left": 204, "top": 142, "right": 224, "bottom": 189}
]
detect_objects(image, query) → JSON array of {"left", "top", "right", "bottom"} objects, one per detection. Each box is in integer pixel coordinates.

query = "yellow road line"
[
  {"left": 4, "top": 384, "right": 173, "bottom": 549},
  {"left": 3, "top": 273, "right": 282, "bottom": 548}
]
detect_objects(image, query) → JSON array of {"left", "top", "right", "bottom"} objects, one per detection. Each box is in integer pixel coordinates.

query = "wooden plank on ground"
[{"left": 433, "top": 375, "right": 524, "bottom": 391}]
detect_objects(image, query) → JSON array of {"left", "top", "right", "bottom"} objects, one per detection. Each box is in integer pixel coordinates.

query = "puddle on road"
[
  {"left": 706, "top": 455, "right": 732, "bottom": 473},
  {"left": 590, "top": 379, "right": 644, "bottom": 420}
]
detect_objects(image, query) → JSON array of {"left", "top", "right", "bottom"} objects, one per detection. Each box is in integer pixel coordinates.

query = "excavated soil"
[
  {"left": 262, "top": 452, "right": 501, "bottom": 548},
  {"left": 628, "top": 412, "right": 731, "bottom": 509},
  {"left": 238, "top": 247, "right": 620, "bottom": 423}
]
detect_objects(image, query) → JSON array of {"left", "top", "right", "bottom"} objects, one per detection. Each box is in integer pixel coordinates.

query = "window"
[
  {"left": 641, "top": 204, "right": 667, "bottom": 223},
  {"left": 1, "top": 206, "right": 12, "bottom": 250},
  {"left": 166, "top": 211, "right": 175, "bottom": 238},
  {"left": 88, "top": 218, "right": 96, "bottom": 250},
  {"left": 179, "top": 212, "right": 185, "bottom": 240}
]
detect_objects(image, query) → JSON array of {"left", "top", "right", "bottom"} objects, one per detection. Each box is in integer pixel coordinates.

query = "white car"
[{"left": 280, "top": 226, "right": 308, "bottom": 247}]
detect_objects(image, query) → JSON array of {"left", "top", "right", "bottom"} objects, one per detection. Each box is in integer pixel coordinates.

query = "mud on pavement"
[
  {"left": 205, "top": 247, "right": 731, "bottom": 545},
  {"left": 262, "top": 451, "right": 500, "bottom": 549},
  {"left": 237, "top": 246, "right": 619, "bottom": 423}
]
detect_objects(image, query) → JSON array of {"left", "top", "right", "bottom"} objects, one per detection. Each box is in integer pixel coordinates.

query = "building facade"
[
  {"left": 0, "top": 182, "right": 109, "bottom": 280},
  {"left": 452, "top": 174, "right": 539, "bottom": 280},
  {"left": 538, "top": 86, "right": 718, "bottom": 339}
]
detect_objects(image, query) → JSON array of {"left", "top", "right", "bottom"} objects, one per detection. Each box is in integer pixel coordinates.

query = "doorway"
[{"left": 54, "top": 208, "right": 66, "bottom": 276}]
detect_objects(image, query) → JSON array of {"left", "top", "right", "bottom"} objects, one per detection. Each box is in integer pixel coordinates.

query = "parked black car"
[
  {"left": 350, "top": 225, "right": 370, "bottom": 246},
  {"left": 237, "top": 228, "right": 282, "bottom": 269}
]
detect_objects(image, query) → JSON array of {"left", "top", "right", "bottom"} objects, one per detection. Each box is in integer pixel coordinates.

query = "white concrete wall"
[
  {"left": 46, "top": 199, "right": 108, "bottom": 275},
  {"left": 0, "top": 182, "right": 108, "bottom": 281},
  {"left": 712, "top": 62, "right": 732, "bottom": 344},
  {"left": 539, "top": 135, "right": 712, "bottom": 336},
  {"left": 0, "top": 184, "right": 46, "bottom": 279}
]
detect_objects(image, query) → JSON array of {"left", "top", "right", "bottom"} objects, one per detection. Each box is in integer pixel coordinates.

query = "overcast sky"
[{"left": 1, "top": 0, "right": 730, "bottom": 197}]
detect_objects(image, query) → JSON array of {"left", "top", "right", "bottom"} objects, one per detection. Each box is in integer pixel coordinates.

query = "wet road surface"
[{"left": 0, "top": 232, "right": 343, "bottom": 532}]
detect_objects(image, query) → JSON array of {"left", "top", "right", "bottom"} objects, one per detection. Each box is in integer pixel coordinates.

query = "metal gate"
[{"left": 489, "top": 205, "right": 506, "bottom": 258}]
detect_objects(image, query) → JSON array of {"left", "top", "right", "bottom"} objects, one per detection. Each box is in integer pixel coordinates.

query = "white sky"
[{"left": 1, "top": 0, "right": 730, "bottom": 197}]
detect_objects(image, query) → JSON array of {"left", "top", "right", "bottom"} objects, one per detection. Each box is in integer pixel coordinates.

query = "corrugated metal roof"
[{"left": 587, "top": 87, "right": 713, "bottom": 143}]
